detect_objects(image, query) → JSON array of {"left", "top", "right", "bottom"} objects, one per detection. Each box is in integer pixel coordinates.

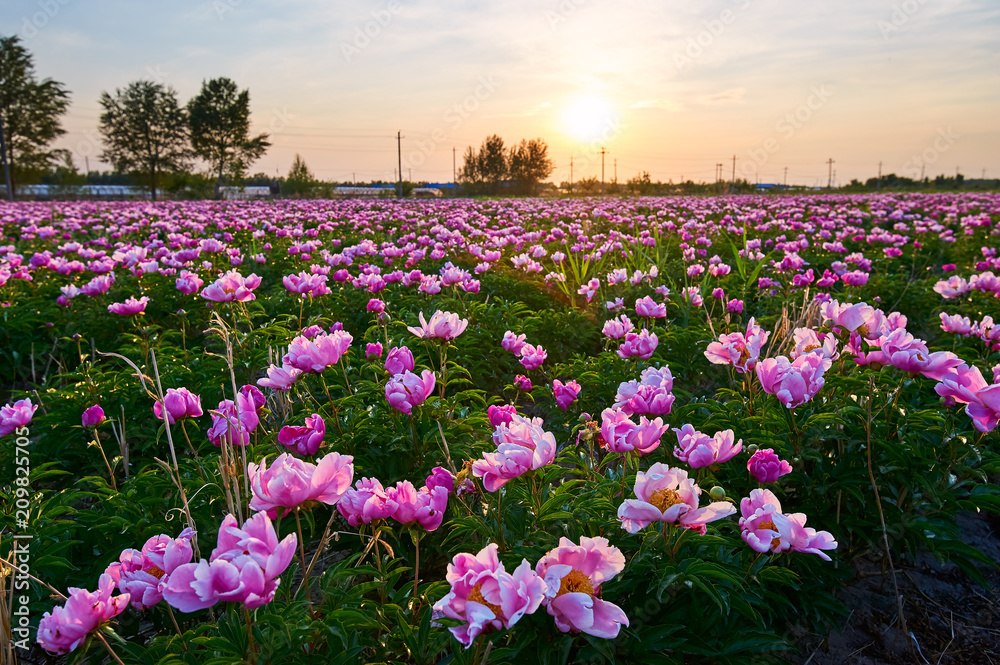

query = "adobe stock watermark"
[
  {"left": 340, "top": 1, "right": 404, "bottom": 62},
  {"left": 212, "top": 0, "right": 241, "bottom": 20},
  {"left": 876, "top": 0, "right": 928, "bottom": 40},
  {"left": 674, "top": 0, "right": 752, "bottom": 72},
  {"left": 545, "top": 0, "right": 588, "bottom": 30},
  {"left": 17, "top": 0, "right": 72, "bottom": 40},
  {"left": 402, "top": 75, "right": 500, "bottom": 172},
  {"left": 741, "top": 85, "right": 833, "bottom": 178},
  {"left": 10, "top": 425, "right": 34, "bottom": 651},
  {"left": 901, "top": 127, "right": 959, "bottom": 180}
]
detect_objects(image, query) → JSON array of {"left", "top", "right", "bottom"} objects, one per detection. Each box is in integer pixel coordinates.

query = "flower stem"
[{"left": 293, "top": 508, "right": 312, "bottom": 607}]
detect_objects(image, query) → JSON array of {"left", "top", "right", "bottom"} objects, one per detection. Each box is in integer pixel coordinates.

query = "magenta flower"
[
  {"left": 518, "top": 343, "right": 548, "bottom": 370},
  {"left": 487, "top": 404, "right": 517, "bottom": 429},
  {"left": 935, "top": 365, "right": 989, "bottom": 405},
  {"left": 756, "top": 352, "right": 831, "bottom": 409},
  {"left": 367, "top": 298, "right": 385, "bottom": 313},
  {"left": 472, "top": 415, "right": 557, "bottom": 491},
  {"left": 385, "top": 480, "right": 449, "bottom": 531},
  {"left": 240, "top": 385, "right": 265, "bottom": 411},
  {"left": 704, "top": 317, "right": 769, "bottom": 373},
  {"left": 37, "top": 574, "right": 130, "bottom": 654},
  {"left": 740, "top": 489, "right": 838, "bottom": 560},
  {"left": 207, "top": 394, "right": 259, "bottom": 447},
  {"left": 283, "top": 330, "right": 353, "bottom": 373},
  {"left": 966, "top": 384, "right": 1000, "bottom": 433},
  {"left": 747, "top": 448, "right": 793, "bottom": 483},
  {"left": 635, "top": 295, "right": 666, "bottom": 318},
  {"left": 81, "top": 404, "right": 106, "bottom": 428},
  {"left": 433, "top": 543, "right": 547, "bottom": 648},
  {"left": 257, "top": 363, "right": 302, "bottom": 391},
  {"left": 107, "top": 295, "right": 149, "bottom": 316},
  {"left": 940, "top": 312, "right": 974, "bottom": 336},
  {"left": 617, "top": 462, "right": 736, "bottom": 534},
  {"left": 385, "top": 369, "right": 436, "bottom": 414},
  {"left": 249, "top": 452, "right": 354, "bottom": 518},
  {"left": 613, "top": 365, "right": 675, "bottom": 416},
  {"left": 384, "top": 346, "right": 415, "bottom": 375},
  {"left": 602, "top": 315, "right": 635, "bottom": 340},
  {"left": 790, "top": 327, "right": 839, "bottom": 361},
  {"left": 80, "top": 273, "right": 114, "bottom": 297},
  {"left": 552, "top": 379, "right": 581, "bottom": 411},
  {"left": 200, "top": 270, "right": 262, "bottom": 302},
  {"left": 365, "top": 342, "right": 383, "bottom": 360},
  {"left": 513, "top": 374, "right": 532, "bottom": 391},
  {"left": 163, "top": 512, "right": 297, "bottom": 612},
  {"left": 277, "top": 414, "right": 326, "bottom": 455},
  {"left": 337, "top": 477, "right": 397, "bottom": 526},
  {"left": 501, "top": 331, "right": 527, "bottom": 354},
  {"left": 617, "top": 329, "right": 658, "bottom": 360},
  {"left": 175, "top": 270, "right": 204, "bottom": 295},
  {"left": 535, "top": 536, "right": 629, "bottom": 639},
  {"left": 153, "top": 387, "right": 203, "bottom": 424},
  {"left": 0, "top": 398, "right": 37, "bottom": 437},
  {"left": 407, "top": 310, "right": 469, "bottom": 341},
  {"left": 600, "top": 408, "right": 667, "bottom": 455},
  {"left": 672, "top": 424, "right": 743, "bottom": 468},
  {"left": 282, "top": 271, "right": 327, "bottom": 296},
  {"left": 105, "top": 528, "right": 195, "bottom": 610},
  {"left": 425, "top": 466, "right": 455, "bottom": 494}
]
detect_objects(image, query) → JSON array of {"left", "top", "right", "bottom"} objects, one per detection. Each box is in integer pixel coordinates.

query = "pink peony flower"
[
  {"left": 163, "top": 512, "right": 296, "bottom": 612},
  {"left": 617, "top": 462, "right": 736, "bottom": 534},
  {"left": 80, "top": 273, "right": 115, "bottom": 297},
  {"left": 472, "top": 415, "right": 557, "bottom": 491},
  {"left": 81, "top": 404, "right": 106, "bottom": 428},
  {"left": 535, "top": 536, "right": 629, "bottom": 638},
  {"left": 790, "top": 327, "right": 839, "bottom": 361},
  {"left": 602, "top": 315, "right": 635, "bottom": 340},
  {"left": 613, "top": 365, "right": 675, "bottom": 416},
  {"left": 552, "top": 379, "right": 581, "bottom": 411},
  {"left": 385, "top": 369, "right": 436, "bottom": 414},
  {"left": 513, "top": 374, "right": 533, "bottom": 391},
  {"left": 739, "top": 488, "right": 838, "bottom": 560},
  {"left": 278, "top": 414, "right": 326, "bottom": 455},
  {"left": 425, "top": 466, "right": 455, "bottom": 494},
  {"left": 599, "top": 408, "right": 667, "bottom": 455},
  {"left": 384, "top": 346, "right": 415, "bottom": 375},
  {"left": 756, "top": 352, "right": 831, "bottom": 409},
  {"left": 407, "top": 310, "right": 469, "bottom": 341},
  {"left": 519, "top": 344, "right": 548, "bottom": 370},
  {"left": 966, "top": 384, "right": 1000, "bottom": 433},
  {"left": 672, "top": 424, "right": 743, "bottom": 468},
  {"left": 0, "top": 398, "right": 37, "bottom": 437},
  {"left": 249, "top": 452, "right": 354, "bottom": 518},
  {"left": 704, "top": 317, "right": 769, "bottom": 373},
  {"left": 617, "top": 329, "right": 658, "bottom": 359},
  {"left": 635, "top": 296, "right": 666, "bottom": 318},
  {"left": 200, "top": 270, "right": 262, "bottom": 302},
  {"left": 365, "top": 342, "right": 383, "bottom": 360},
  {"left": 107, "top": 295, "right": 149, "bottom": 316},
  {"left": 37, "top": 574, "right": 130, "bottom": 654},
  {"left": 105, "top": 528, "right": 195, "bottom": 610},
  {"left": 283, "top": 330, "right": 353, "bottom": 373},
  {"left": 747, "top": 448, "right": 793, "bottom": 483},
  {"left": 153, "top": 387, "right": 203, "bottom": 424},
  {"left": 175, "top": 270, "right": 204, "bottom": 295},
  {"left": 501, "top": 330, "right": 527, "bottom": 354},
  {"left": 940, "top": 312, "right": 974, "bottom": 336},
  {"left": 385, "top": 480, "right": 449, "bottom": 531},
  {"left": 433, "top": 543, "right": 547, "bottom": 648},
  {"left": 257, "top": 364, "right": 302, "bottom": 391},
  {"left": 487, "top": 404, "right": 517, "bottom": 429},
  {"left": 337, "top": 477, "right": 397, "bottom": 526},
  {"left": 206, "top": 394, "right": 259, "bottom": 447}
]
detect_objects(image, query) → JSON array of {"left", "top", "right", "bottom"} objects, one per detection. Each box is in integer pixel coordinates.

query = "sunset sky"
[{"left": 4, "top": 0, "right": 999, "bottom": 186}]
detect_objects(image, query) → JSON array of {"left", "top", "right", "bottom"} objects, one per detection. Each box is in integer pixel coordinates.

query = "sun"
[{"left": 563, "top": 96, "right": 616, "bottom": 143}]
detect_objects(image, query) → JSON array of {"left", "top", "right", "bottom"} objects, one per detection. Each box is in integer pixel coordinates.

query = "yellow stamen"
[
  {"left": 649, "top": 487, "right": 684, "bottom": 513},
  {"left": 556, "top": 569, "right": 594, "bottom": 597},
  {"left": 467, "top": 582, "right": 502, "bottom": 616}
]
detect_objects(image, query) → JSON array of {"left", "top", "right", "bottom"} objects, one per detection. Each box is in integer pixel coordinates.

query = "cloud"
[
  {"left": 630, "top": 99, "right": 683, "bottom": 112},
  {"left": 697, "top": 87, "right": 746, "bottom": 106}
]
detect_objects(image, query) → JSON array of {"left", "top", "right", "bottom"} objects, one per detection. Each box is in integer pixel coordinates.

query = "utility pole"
[
  {"left": 730, "top": 155, "right": 736, "bottom": 194},
  {"left": 877, "top": 161, "right": 882, "bottom": 191},
  {"left": 353, "top": 172, "right": 356, "bottom": 184},
  {"left": 408, "top": 168, "right": 412, "bottom": 182},
  {"left": 396, "top": 131, "right": 404, "bottom": 199},
  {"left": 600, "top": 147, "right": 606, "bottom": 195},
  {"left": 783, "top": 166, "right": 788, "bottom": 187},
  {"left": 920, "top": 163, "right": 925, "bottom": 181},
  {"left": 570, "top": 155, "right": 573, "bottom": 193},
  {"left": 614, "top": 158, "right": 617, "bottom": 184},
  {"left": 826, "top": 158, "right": 835, "bottom": 189},
  {"left": 452, "top": 147, "right": 456, "bottom": 185},
  {"left": 0, "top": 113, "right": 12, "bottom": 201},
  {"left": 85, "top": 156, "right": 90, "bottom": 178}
]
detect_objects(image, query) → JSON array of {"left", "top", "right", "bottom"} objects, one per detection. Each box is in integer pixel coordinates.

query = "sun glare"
[{"left": 563, "top": 97, "right": 616, "bottom": 143}]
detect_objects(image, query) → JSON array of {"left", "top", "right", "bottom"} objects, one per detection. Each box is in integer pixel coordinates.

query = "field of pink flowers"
[{"left": 1, "top": 193, "right": 998, "bottom": 664}]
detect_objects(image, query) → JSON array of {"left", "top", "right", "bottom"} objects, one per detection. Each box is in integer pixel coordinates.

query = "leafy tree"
[
  {"left": 626, "top": 171, "right": 654, "bottom": 195},
  {"left": 508, "top": 138, "right": 554, "bottom": 195},
  {"left": 0, "top": 35, "right": 70, "bottom": 198},
  {"left": 187, "top": 77, "right": 270, "bottom": 199},
  {"left": 99, "top": 80, "right": 190, "bottom": 201},
  {"left": 457, "top": 145, "right": 483, "bottom": 190},
  {"left": 479, "top": 134, "right": 507, "bottom": 194},
  {"left": 283, "top": 153, "right": 315, "bottom": 196}
]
